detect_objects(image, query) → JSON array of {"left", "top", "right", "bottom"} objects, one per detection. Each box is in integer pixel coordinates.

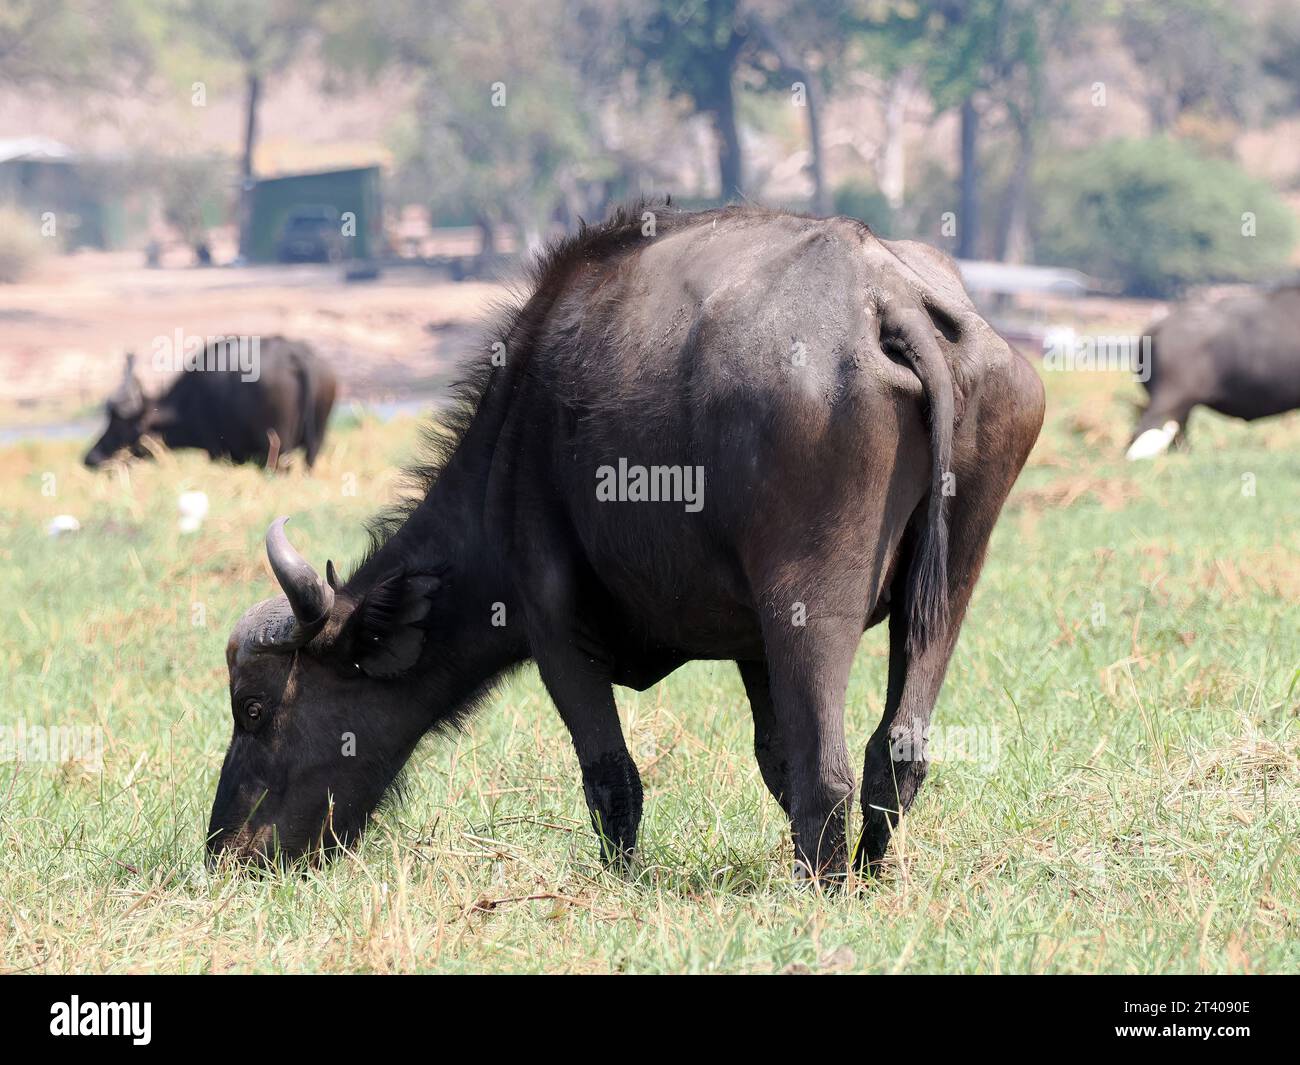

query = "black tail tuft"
[{"left": 907, "top": 492, "right": 949, "bottom": 655}]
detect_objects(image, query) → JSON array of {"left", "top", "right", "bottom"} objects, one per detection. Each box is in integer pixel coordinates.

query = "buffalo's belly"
[
  {"left": 579, "top": 510, "right": 763, "bottom": 656},
  {"left": 1207, "top": 383, "right": 1300, "bottom": 421}
]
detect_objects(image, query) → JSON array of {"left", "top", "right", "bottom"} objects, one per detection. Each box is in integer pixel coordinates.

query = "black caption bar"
[{"left": 0, "top": 973, "right": 1290, "bottom": 1051}]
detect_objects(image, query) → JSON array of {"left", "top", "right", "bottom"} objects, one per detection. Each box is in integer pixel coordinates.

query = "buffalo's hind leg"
[
  {"left": 857, "top": 355, "right": 1043, "bottom": 875},
  {"left": 856, "top": 526, "right": 996, "bottom": 875},
  {"left": 856, "top": 581, "right": 938, "bottom": 875}
]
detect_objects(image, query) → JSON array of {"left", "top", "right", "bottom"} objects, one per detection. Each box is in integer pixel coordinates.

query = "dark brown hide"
[
  {"left": 84, "top": 336, "right": 336, "bottom": 469},
  {"left": 1130, "top": 284, "right": 1300, "bottom": 456},
  {"left": 209, "top": 204, "right": 1043, "bottom": 879}
]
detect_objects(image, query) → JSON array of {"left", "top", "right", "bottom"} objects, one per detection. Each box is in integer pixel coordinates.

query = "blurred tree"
[
  {"left": 1114, "top": 0, "right": 1260, "bottom": 133},
  {"left": 324, "top": 0, "right": 614, "bottom": 256},
  {"left": 1260, "top": 0, "right": 1300, "bottom": 108},
  {"left": 849, "top": 0, "right": 1084, "bottom": 262},
  {"left": 1035, "top": 138, "right": 1296, "bottom": 297},
  {"left": 629, "top": 0, "right": 844, "bottom": 210},
  {"left": 630, "top": 0, "right": 750, "bottom": 202},
  {"left": 173, "top": 0, "right": 321, "bottom": 258},
  {"left": 838, "top": 37, "right": 924, "bottom": 212},
  {"left": 153, "top": 154, "right": 231, "bottom": 252},
  {"left": 745, "top": 0, "right": 841, "bottom": 214},
  {"left": 0, "top": 0, "right": 153, "bottom": 90},
  {"left": 988, "top": 1, "right": 1088, "bottom": 264}
]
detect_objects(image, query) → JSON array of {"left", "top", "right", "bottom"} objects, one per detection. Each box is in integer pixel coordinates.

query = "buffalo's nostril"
[
  {"left": 205, "top": 825, "right": 235, "bottom": 870},
  {"left": 205, "top": 822, "right": 290, "bottom": 875}
]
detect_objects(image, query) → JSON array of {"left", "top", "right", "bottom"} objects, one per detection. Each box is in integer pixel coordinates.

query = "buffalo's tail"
[{"left": 886, "top": 308, "right": 955, "bottom": 654}]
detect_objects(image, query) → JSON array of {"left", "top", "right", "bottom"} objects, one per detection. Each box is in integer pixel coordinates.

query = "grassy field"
[{"left": 1, "top": 369, "right": 1296, "bottom": 974}]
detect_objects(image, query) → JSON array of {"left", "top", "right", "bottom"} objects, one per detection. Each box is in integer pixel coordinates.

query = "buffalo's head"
[
  {"left": 84, "top": 354, "right": 152, "bottom": 468},
  {"left": 207, "top": 517, "right": 441, "bottom": 869}
]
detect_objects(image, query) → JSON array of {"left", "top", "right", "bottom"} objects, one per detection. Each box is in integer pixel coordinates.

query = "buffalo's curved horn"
[{"left": 265, "top": 516, "right": 335, "bottom": 645}]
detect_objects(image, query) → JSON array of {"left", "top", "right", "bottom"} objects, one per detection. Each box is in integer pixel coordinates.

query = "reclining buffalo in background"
[
  {"left": 1127, "top": 283, "right": 1300, "bottom": 459},
  {"left": 84, "top": 336, "right": 337, "bottom": 470},
  {"left": 207, "top": 202, "right": 1044, "bottom": 882}
]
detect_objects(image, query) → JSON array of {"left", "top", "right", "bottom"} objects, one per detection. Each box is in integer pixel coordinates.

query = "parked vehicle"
[{"left": 275, "top": 205, "right": 344, "bottom": 263}]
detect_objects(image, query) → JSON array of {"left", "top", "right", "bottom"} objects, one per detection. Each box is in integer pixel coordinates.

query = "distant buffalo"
[
  {"left": 84, "top": 337, "right": 336, "bottom": 469},
  {"left": 207, "top": 203, "right": 1043, "bottom": 882},
  {"left": 1128, "top": 284, "right": 1300, "bottom": 459}
]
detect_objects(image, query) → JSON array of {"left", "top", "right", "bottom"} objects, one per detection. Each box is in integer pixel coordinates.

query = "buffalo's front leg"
[
  {"left": 512, "top": 483, "right": 644, "bottom": 866},
  {"left": 532, "top": 640, "right": 642, "bottom": 866},
  {"left": 736, "top": 658, "right": 790, "bottom": 816}
]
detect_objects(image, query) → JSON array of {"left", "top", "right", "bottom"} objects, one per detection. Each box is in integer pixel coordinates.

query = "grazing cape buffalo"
[
  {"left": 1128, "top": 284, "right": 1300, "bottom": 459},
  {"left": 208, "top": 204, "right": 1043, "bottom": 880},
  {"left": 84, "top": 337, "right": 336, "bottom": 469}
]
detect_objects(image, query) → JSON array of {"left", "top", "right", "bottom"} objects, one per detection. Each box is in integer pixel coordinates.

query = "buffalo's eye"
[{"left": 240, "top": 699, "right": 266, "bottom": 730}]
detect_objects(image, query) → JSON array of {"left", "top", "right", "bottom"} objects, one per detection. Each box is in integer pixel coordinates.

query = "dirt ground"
[
  {"left": 0, "top": 251, "right": 508, "bottom": 426},
  {"left": 0, "top": 250, "right": 1171, "bottom": 437}
]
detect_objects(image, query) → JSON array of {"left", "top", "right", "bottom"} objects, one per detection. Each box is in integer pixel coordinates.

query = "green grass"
[{"left": 1, "top": 374, "right": 1296, "bottom": 973}]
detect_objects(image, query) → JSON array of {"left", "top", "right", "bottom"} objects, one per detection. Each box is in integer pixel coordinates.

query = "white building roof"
[{"left": 0, "top": 136, "right": 76, "bottom": 164}]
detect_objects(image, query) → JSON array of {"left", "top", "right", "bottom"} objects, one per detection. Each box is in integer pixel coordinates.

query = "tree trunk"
[
  {"left": 957, "top": 95, "right": 980, "bottom": 259},
  {"left": 238, "top": 70, "right": 261, "bottom": 259},
  {"left": 713, "top": 72, "right": 743, "bottom": 203},
  {"left": 1148, "top": 90, "right": 1174, "bottom": 134},
  {"left": 998, "top": 118, "right": 1034, "bottom": 264},
  {"left": 879, "top": 67, "right": 917, "bottom": 210},
  {"left": 476, "top": 213, "right": 497, "bottom": 257},
  {"left": 803, "top": 75, "right": 829, "bottom": 215},
  {"left": 748, "top": 14, "right": 827, "bottom": 215}
]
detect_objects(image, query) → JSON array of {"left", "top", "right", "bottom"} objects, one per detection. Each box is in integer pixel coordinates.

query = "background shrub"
[
  {"left": 0, "top": 206, "right": 48, "bottom": 283},
  {"left": 833, "top": 178, "right": 895, "bottom": 236},
  {"left": 1033, "top": 138, "right": 1296, "bottom": 297}
]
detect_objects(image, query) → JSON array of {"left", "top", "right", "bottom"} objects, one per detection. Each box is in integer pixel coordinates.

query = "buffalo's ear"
[{"left": 341, "top": 571, "right": 440, "bottom": 678}]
